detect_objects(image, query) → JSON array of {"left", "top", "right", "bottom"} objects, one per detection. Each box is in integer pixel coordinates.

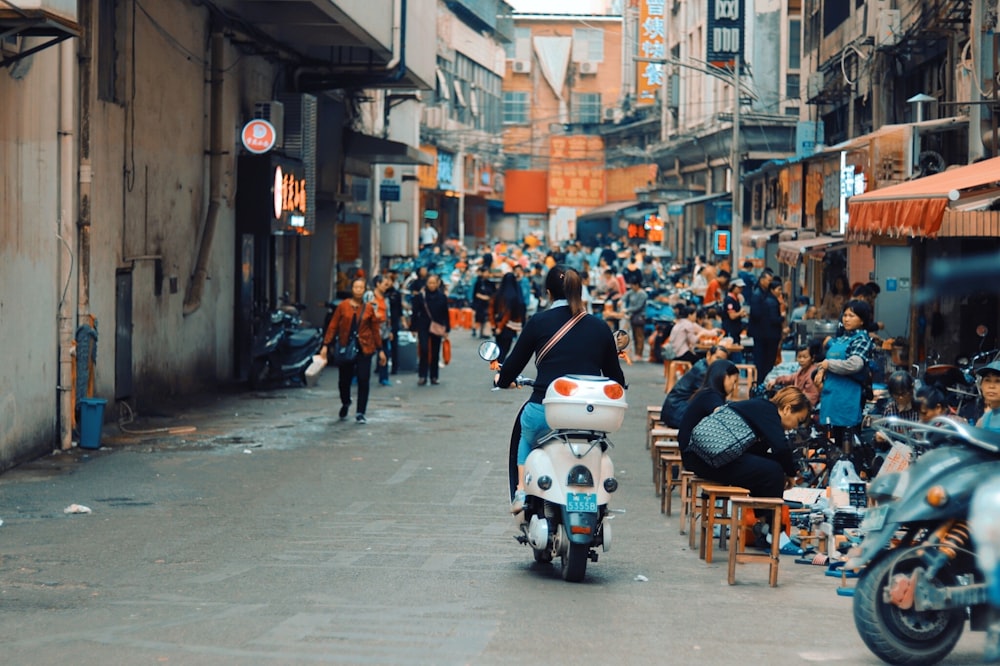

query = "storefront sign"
[
  {"left": 707, "top": 0, "right": 745, "bottom": 70},
  {"left": 637, "top": 0, "right": 665, "bottom": 105},
  {"left": 548, "top": 136, "right": 605, "bottom": 208},
  {"left": 379, "top": 180, "right": 401, "bottom": 202},
  {"left": 241, "top": 119, "right": 277, "bottom": 155},
  {"left": 272, "top": 162, "right": 307, "bottom": 231},
  {"left": 713, "top": 229, "right": 731, "bottom": 255}
]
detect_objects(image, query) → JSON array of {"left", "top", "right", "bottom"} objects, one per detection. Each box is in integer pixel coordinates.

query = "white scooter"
[{"left": 479, "top": 334, "right": 628, "bottom": 582}]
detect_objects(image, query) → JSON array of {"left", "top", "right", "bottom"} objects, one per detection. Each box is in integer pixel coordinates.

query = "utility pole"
[
  {"left": 730, "top": 54, "right": 742, "bottom": 267},
  {"left": 457, "top": 135, "right": 466, "bottom": 247}
]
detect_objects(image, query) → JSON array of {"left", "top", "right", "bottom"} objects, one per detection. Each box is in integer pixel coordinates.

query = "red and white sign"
[{"left": 241, "top": 119, "right": 277, "bottom": 154}]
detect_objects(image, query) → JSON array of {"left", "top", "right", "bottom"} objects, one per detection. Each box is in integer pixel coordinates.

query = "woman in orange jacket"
[{"left": 322, "top": 278, "right": 386, "bottom": 424}]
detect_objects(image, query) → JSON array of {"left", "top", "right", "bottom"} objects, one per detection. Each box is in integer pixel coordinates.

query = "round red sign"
[{"left": 241, "top": 119, "right": 277, "bottom": 155}]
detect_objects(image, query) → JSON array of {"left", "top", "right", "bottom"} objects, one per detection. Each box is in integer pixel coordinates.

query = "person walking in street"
[
  {"left": 621, "top": 276, "right": 648, "bottom": 359},
  {"left": 721, "top": 278, "right": 748, "bottom": 362},
  {"left": 753, "top": 278, "right": 787, "bottom": 386},
  {"left": 385, "top": 270, "right": 404, "bottom": 375},
  {"left": 495, "top": 265, "right": 626, "bottom": 513},
  {"left": 489, "top": 272, "right": 526, "bottom": 364},
  {"left": 420, "top": 220, "right": 439, "bottom": 250},
  {"left": 322, "top": 278, "right": 386, "bottom": 424},
  {"left": 369, "top": 275, "right": 394, "bottom": 386},
  {"left": 814, "top": 299, "right": 876, "bottom": 450},
  {"left": 471, "top": 267, "right": 495, "bottom": 338},
  {"left": 411, "top": 273, "right": 450, "bottom": 386}
]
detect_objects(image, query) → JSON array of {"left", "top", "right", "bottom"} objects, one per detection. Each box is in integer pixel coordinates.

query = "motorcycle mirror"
[
  {"left": 978, "top": 324, "right": 989, "bottom": 338},
  {"left": 613, "top": 329, "right": 631, "bottom": 352},
  {"left": 478, "top": 340, "right": 501, "bottom": 362},
  {"left": 957, "top": 356, "right": 970, "bottom": 366}
]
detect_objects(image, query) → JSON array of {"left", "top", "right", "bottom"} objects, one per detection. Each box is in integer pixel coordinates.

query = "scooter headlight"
[
  {"left": 537, "top": 475, "right": 552, "bottom": 490},
  {"left": 603, "top": 477, "right": 618, "bottom": 493},
  {"left": 568, "top": 465, "right": 594, "bottom": 487}
]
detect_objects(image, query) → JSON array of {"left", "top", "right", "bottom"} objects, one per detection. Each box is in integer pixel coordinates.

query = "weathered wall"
[{"left": 0, "top": 47, "right": 62, "bottom": 468}]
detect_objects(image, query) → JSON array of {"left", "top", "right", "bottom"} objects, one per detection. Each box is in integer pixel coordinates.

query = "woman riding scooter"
[{"left": 495, "top": 266, "right": 626, "bottom": 513}]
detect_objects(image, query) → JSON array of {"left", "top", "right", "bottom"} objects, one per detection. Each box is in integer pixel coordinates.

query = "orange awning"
[
  {"left": 848, "top": 155, "right": 1000, "bottom": 239},
  {"left": 777, "top": 235, "right": 847, "bottom": 267}
]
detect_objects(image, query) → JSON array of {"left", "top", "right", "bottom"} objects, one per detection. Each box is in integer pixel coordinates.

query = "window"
[
  {"left": 506, "top": 153, "right": 532, "bottom": 170},
  {"left": 572, "top": 28, "right": 604, "bottom": 62},
  {"left": 505, "top": 27, "right": 531, "bottom": 60},
  {"left": 788, "top": 19, "right": 801, "bottom": 70},
  {"left": 786, "top": 74, "right": 800, "bottom": 101},
  {"left": 571, "top": 92, "right": 601, "bottom": 124},
  {"left": 503, "top": 91, "right": 530, "bottom": 124}
]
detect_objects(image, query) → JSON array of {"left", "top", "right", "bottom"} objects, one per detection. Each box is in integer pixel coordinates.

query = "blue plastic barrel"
[{"left": 78, "top": 398, "right": 107, "bottom": 450}]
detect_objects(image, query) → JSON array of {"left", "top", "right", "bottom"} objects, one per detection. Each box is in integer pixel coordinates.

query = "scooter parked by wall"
[
  {"left": 848, "top": 416, "right": 1000, "bottom": 665},
  {"left": 249, "top": 301, "right": 324, "bottom": 389},
  {"left": 479, "top": 333, "right": 629, "bottom": 582}
]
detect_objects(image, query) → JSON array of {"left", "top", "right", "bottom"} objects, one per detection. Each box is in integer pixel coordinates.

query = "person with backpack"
[{"left": 814, "top": 299, "right": 875, "bottom": 451}]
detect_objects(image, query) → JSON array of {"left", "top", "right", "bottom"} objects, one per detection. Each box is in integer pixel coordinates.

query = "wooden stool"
[
  {"left": 650, "top": 430, "right": 679, "bottom": 487},
  {"left": 679, "top": 470, "right": 702, "bottom": 535},
  {"left": 699, "top": 484, "right": 750, "bottom": 563},
  {"left": 659, "top": 452, "right": 684, "bottom": 515},
  {"left": 665, "top": 360, "right": 692, "bottom": 393},
  {"left": 645, "top": 405, "right": 662, "bottom": 450},
  {"left": 687, "top": 476, "right": 711, "bottom": 549},
  {"left": 728, "top": 497, "right": 784, "bottom": 586}
]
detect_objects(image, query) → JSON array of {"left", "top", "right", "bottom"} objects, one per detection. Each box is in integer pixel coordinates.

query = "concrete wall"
[{"left": 0, "top": 45, "right": 62, "bottom": 468}]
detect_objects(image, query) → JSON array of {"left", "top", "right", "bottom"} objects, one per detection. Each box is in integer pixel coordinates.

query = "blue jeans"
[{"left": 517, "top": 402, "right": 549, "bottom": 465}]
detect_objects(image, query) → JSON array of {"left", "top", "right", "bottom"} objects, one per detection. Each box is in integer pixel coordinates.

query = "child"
[
  {"left": 976, "top": 362, "right": 1000, "bottom": 431},
  {"left": 766, "top": 344, "right": 820, "bottom": 406}
]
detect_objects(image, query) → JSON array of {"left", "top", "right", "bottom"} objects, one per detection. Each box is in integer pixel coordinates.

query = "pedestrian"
[
  {"left": 488, "top": 272, "right": 526, "bottom": 363},
  {"left": 814, "top": 299, "right": 876, "bottom": 450},
  {"left": 411, "top": 273, "right": 450, "bottom": 386},
  {"left": 976, "top": 362, "right": 1000, "bottom": 431},
  {"left": 471, "top": 267, "right": 495, "bottom": 338},
  {"left": 753, "top": 278, "right": 787, "bottom": 386},
  {"left": 721, "top": 279, "right": 748, "bottom": 360},
  {"left": 368, "top": 275, "right": 394, "bottom": 387},
  {"left": 820, "top": 274, "right": 850, "bottom": 320},
  {"left": 322, "top": 277, "right": 386, "bottom": 424},
  {"left": 495, "top": 265, "right": 626, "bottom": 513},
  {"left": 385, "top": 270, "right": 404, "bottom": 375},
  {"left": 621, "top": 276, "right": 648, "bottom": 359},
  {"left": 420, "top": 219, "right": 439, "bottom": 250}
]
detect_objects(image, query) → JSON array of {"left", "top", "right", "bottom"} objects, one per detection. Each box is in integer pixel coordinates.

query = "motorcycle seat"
[{"left": 286, "top": 329, "right": 321, "bottom": 349}]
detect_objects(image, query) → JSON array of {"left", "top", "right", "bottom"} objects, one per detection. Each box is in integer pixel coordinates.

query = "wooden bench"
[
  {"left": 658, "top": 452, "right": 684, "bottom": 515},
  {"left": 728, "top": 497, "right": 784, "bottom": 587},
  {"left": 650, "top": 428, "right": 679, "bottom": 485},
  {"left": 645, "top": 405, "right": 661, "bottom": 450}
]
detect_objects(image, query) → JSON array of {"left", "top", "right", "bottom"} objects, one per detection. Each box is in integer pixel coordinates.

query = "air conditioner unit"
[
  {"left": 512, "top": 59, "right": 531, "bottom": 74},
  {"left": 422, "top": 107, "right": 444, "bottom": 128},
  {"left": 875, "top": 9, "right": 901, "bottom": 47},
  {"left": 253, "top": 101, "right": 284, "bottom": 148},
  {"left": 603, "top": 107, "right": 622, "bottom": 122},
  {"left": 579, "top": 61, "right": 599, "bottom": 75}
]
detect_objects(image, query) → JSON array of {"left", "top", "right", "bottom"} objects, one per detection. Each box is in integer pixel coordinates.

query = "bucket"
[{"left": 78, "top": 397, "right": 107, "bottom": 450}]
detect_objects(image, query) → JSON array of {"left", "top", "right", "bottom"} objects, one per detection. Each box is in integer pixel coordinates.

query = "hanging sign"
[
  {"left": 241, "top": 119, "right": 277, "bottom": 154},
  {"left": 713, "top": 229, "right": 731, "bottom": 255},
  {"left": 637, "top": 0, "right": 665, "bottom": 105},
  {"left": 707, "top": 0, "right": 745, "bottom": 70}
]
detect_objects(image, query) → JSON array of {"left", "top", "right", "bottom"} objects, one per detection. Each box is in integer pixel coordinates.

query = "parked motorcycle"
[
  {"left": 848, "top": 416, "right": 1000, "bottom": 665},
  {"left": 971, "top": 475, "right": 1000, "bottom": 662},
  {"left": 480, "top": 332, "right": 629, "bottom": 582},
  {"left": 249, "top": 302, "right": 324, "bottom": 389}
]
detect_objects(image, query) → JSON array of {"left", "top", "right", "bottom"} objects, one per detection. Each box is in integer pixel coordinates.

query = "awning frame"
[{"left": 777, "top": 235, "right": 848, "bottom": 267}]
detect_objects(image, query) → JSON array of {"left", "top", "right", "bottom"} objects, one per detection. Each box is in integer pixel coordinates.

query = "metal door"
[{"left": 873, "top": 245, "right": 912, "bottom": 339}]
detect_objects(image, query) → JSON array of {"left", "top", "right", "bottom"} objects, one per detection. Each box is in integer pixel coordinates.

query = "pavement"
[{"left": 0, "top": 328, "right": 990, "bottom": 664}]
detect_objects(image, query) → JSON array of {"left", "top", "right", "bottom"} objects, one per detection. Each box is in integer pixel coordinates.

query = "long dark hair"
[
  {"left": 692, "top": 359, "right": 738, "bottom": 400},
  {"left": 492, "top": 272, "right": 526, "bottom": 320},
  {"left": 545, "top": 264, "right": 584, "bottom": 315},
  {"left": 842, "top": 298, "right": 873, "bottom": 329}
]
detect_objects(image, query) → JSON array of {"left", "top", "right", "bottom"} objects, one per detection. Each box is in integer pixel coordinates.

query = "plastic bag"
[
  {"left": 829, "top": 460, "right": 863, "bottom": 508},
  {"left": 305, "top": 354, "right": 327, "bottom": 386}
]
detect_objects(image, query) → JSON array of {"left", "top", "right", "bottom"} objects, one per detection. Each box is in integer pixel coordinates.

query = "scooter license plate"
[
  {"left": 567, "top": 492, "right": 598, "bottom": 513},
  {"left": 860, "top": 504, "right": 889, "bottom": 531}
]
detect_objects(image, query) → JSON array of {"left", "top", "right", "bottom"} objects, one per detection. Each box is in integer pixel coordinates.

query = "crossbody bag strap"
[
  {"left": 535, "top": 310, "right": 587, "bottom": 364},
  {"left": 421, "top": 290, "right": 435, "bottom": 323}
]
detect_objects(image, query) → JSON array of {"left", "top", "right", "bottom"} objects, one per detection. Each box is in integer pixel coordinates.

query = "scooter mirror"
[
  {"left": 978, "top": 324, "right": 989, "bottom": 338},
  {"left": 478, "top": 340, "right": 501, "bottom": 362},
  {"left": 613, "top": 329, "right": 630, "bottom": 352}
]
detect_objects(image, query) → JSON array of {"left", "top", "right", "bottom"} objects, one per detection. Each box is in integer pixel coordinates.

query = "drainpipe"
[
  {"left": 183, "top": 30, "right": 225, "bottom": 315},
  {"left": 57, "top": 39, "right": 76, "bottom": 450},
  {"left": 77, "top": 1, "right": 93, "bottom": 317},
  {"left": 294, "top": 0, "right": 407, "bottom": 91}
]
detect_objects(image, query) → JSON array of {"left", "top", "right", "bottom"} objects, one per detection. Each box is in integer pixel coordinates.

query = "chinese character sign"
[
  {"left": 548, "top": 136, "right": 605, "bottom": 208},
  {"left": 707, "top": 0, "right": 744, "bottom": 69},
  {"left": 637, "top": 0, "right": 665, "bottom": 106}
]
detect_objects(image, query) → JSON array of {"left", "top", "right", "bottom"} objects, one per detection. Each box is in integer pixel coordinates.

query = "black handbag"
[
  {"left": 330, "top": 314, "right": 359, "bottom": 366},
  {"left": 687, "top": 404, "right": 758, "bottom": 468}
]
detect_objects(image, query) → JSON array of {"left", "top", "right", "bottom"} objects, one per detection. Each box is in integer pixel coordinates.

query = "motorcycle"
[
  {"left": 971, "top": 475, "right": 1000, "bottom": 662},
  {"left": 479, "top": 331, "right": 629, "bottom": 582},
  {"left": 249, "top": 302, "right": 324, "bottom": 389},
  {"left": 848, "top": 416, "right": 1000, "bottom": 665}
]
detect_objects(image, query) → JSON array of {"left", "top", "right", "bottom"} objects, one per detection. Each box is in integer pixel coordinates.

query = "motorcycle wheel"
[
  {"left": 853, "top": 551, "right": 965, "bottom": 665},
  {"left": 560, "top": 542, "right": 588, "bottom": 582}
]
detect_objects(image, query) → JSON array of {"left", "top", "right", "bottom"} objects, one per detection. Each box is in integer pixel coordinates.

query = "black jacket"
[
  {"left": 411, "top": 288, "right": 450, "bottom": 334},
  {"left": 728, "top": 399, "right": 796, "bottom": 475},
  {"left": 497, "top": 305, "right": 625, "bottom": 404},
  {"left": 661, "top": 358, "right": 708, "bottom": 428}
]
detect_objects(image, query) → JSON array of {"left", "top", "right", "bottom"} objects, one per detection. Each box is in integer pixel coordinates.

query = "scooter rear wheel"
[{"left": 560, "top": 542, "right": 588, "bottom": 582}]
